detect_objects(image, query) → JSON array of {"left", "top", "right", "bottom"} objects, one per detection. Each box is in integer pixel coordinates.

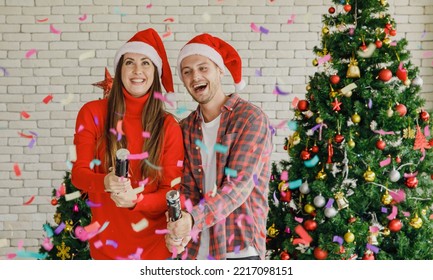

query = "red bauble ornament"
[
  {"left": 297, "top": 100, "right": 309, "bottom": 111},
  {"left": 300, "top": 149, "right": 311, "bottom": 160},
  {"left": 378, "top": 68, "right": 392, "bottom": 82},
  {"left": 304, "top": 219, "right": 318, "bottom": 231},
  {"left": 375, "top": 139, "right": 386, "bottom": 150},
  {"left": 330, "top": 74, "right": 340, "bottom": 85},
  {"left": 283, "top": 145, "right": 287, "bottom": 150},
  {"left": 362, "top": 251, "right": 375, "bottom": 260},
  {"left": 334, "top": 134, "right": 345, "bottom": 143},
  {"left": 385, "top": 23, "right": 393, "bottom": 30},
  {"left": 420, "top": 110, "right": 430, "bottom": 122},
  {"left": 405, "top": 177, "right": 418, "bottom": 188},
  {"left": 395, "top": 156, "right": 401, "bottom": 163},
  {"left": 51, "top": 198, "right": 58, "bottom": 206},
  {"left": 310, "top": 145, "right": 319, "bottom": 153},
  {"left": 389, "top": 29, "right": 397, "bottom": 36},
  {"left": 396, "top": 67, "right": 407, "bottom": 81},
  {"left": 280, "top": 251, "right": 290, "bottom": 260},
  {"left": 314, "top": 247, "right": 328, "bottom": 260},
  {"left": 348, "top": 216, "right": 357, "bottom": 223},
  {"left": 328, "top": 7, "right": 335, "bottom": 14},
  {"left": 388, "top": 218, "right": 403, "bottom": 232},
  {"left": 344, "top": 4, "right": 352, "bottom": 12},
  {"left": 280, "top": 190, "right": 292, "bottom": 202},
  {"left": 359, "top": 43, "right": 368, "bottom": 51},
  {"left": 395, "top": 104, "right": 407, "bottom": 117},
  {"left": 375, "top": 40, "right": 383, "bottom": 48}
]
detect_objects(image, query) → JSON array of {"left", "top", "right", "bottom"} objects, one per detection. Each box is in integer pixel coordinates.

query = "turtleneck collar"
[{"left": 122, "top": 87, "right": 150, "bottom": 117}]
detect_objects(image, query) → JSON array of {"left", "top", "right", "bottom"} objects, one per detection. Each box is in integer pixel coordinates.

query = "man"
[{"left": 166, "top": 33, "right": 272, "bottom": 260}]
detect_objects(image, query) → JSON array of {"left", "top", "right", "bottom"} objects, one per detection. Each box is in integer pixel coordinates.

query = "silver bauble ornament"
[
  {"left": 313, "top": 195, "right": 326, "bottom": 208},
  {"left": 324, "top": 207, "right": 338, "bottom": 218},
  {"left": 412, "top": 76, "right": 423, "bottom": 87},
  {"left": 299, "top": 181, "right": 310, "bottom": 194},
  {"left": 389, "top": 168, "right": 401, "bottom": 182}
]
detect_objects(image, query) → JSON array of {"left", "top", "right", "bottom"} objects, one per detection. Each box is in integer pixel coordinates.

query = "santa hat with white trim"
[
  {"left": 114, "top": 28, "right": 174, "bottom": 93},
  {"left": 177, "top": 33, "right": 246, "bottom": 92}
]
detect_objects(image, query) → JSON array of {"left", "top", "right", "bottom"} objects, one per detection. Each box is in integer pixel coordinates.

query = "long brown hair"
[{"left": 104, "top": 55, "right": 166, "bottom": 182}]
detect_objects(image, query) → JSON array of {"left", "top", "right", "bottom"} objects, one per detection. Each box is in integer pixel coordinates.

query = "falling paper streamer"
[
  {"left": 138, "top": 178, "right": 149, "bottom": 188},
  {"left": 25, "top": 49, "right": 37, "bottom": 58},
  {"left": 0, "top": 66, "right": 9, "bottom": 76},
  {"left": 142, "top": 131, "right": 151, "bottom": 138},
  {"left": 86, "top": 200, "right": 102, "bottom": 208},
  {"left": 78, "top": 14, "right": 87, "bottom": 21},
  {"left": 60, "top": 93, "right": 74, "bottom": 106},
  {"left": 89, "top": 159, "right": 101, "bottom": 169},
  {"left": 317, "top": 53, "right": 331, "bottom": 65},
  {"left": 65, "top": 191, "right": 81, "bottom": 201},
  {"left": 273, "top": 85, "right": 290, "bottom": 95},
  {"left": 131, "top": 218, "right": 149, "bottom": 232},
  {"left": 195, "top": 139, "right": 209, "bottom": 153},
  {"left": 36, "top": 18, "right": 49, "bottom": 22},
  {"left": 13, "top": 163, "right": 21, "bottom": 176},
  {"left": 20, "top": 111, "right": 30, "bottom": 119},
  {"left": 259, "top": 26, "right": 269, "bottom": 34},
  {"left": 42, "top": 94, "right": 53, "bottom": 104},
  {"left": 79, "top": 50, "right": 95, "bottom": 61},
  {"left": 162, "top": 26, "right": 172, "bottom": 38},
  {"left": 366, "top": 243, "right": 380, "bottom": 254},
  {"left": 214, "top": 143, "right": 228, "bottom": 154},
  {"left": 16, "top": 251, "right": 47, "bottom": 259},
  {"left": 127, "top": 152, "right": 148, "bottom": 160},
  {"left": 170, "top": 177, "right": 181, "bottom": 187},
  {"left": 379, "top": 157, "right": 391, "bottom": 167},
  {"left": 387, "top": 205, "right": 398, "bottom": 220},
  {"left": 255, "top": 69, "right": 262, "bottom": 76},
  {"left": 154, "top": 92, "right": 174, "bottom": 107},
  {"left": 163, "top": 17, "right": 175, "bottom": 22},
  {"left": 146, "top": 3, "right": 152, "bottom": 8},
  {"left": 93, "top": 240, "right": 103, "bottom": 248},
  {"left": 250, "top": 22, "right": 260, "bottom": 32},
  {"left": 287, "top": 14, "right": 296, "bottom": 24},
  {"left": 23, "top": 195, "right": 35, "bottom": 205},
  {"left": 177, "top": 160, "right": 183, "bottom": 167},
  {"left": 292, "top": 225, "right": 312, "bottom": 245},
  {"left": 155, "top": 229, "right": 170, "bottom": 235},
  {"left": 176, "top": 106, "right": 188, "bottom": 115},
  {"left": 280, "top": 170, "right": 288, "bottom": 181},
  {"left": 106, "top": 240, "right": 118, "bottom": 248},
  {"left": 49, "top": 24, "right": 61, "bottom": 34}
]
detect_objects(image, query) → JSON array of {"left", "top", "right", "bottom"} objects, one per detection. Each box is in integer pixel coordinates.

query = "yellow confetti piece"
[
  {"left": 170, "top": 177, "right": 181, "bottom": 187},
  {"left": 64, "top": 191, "right": 81, "bottom": 201},
  {"left": 131, "top": 218, "right": 149, "bottom": 232}
]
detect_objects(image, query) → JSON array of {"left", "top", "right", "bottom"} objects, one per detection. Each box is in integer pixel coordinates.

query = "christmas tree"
[
  {"left": 38, "top": 172, "right": 91, "bottom": 260},
  {"left": 266, "top": 0, "right": 433, "bottom": 260}
]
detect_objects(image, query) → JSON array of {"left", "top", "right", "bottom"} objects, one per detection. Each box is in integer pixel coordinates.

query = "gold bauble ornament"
[
  {"left": 304, "top": 203, "right": 316, "bottom": 214},
  {"left": 383, "top": 37, "right": 391, "bottom": 45},
  {"left": 344, "top": 231, "right": 355, "bottom": 243},
  {"left": 278, "top": 181, "right": 288, "bottom": 192},
  {"left": 381, "top": 190, "right": 393, "bottom": 205},
  {"left": 267, "top": 224, "right": 279, "bottom": 238},
  {"left": 347, "top": 138, "right": 355, "bottom": 148},
  {"left": 363, "top": 166, "right": 376, "bottom": 182},
  {"left": 306, "top": 84, "right": 311, "bottom": 91},
  {"left": 322, "top": 26, "right": 329, "bottom": 34},
  {"left": 54, "top": 213, "right": 62, "bottom": 225},
  {"left": 346, "top": 57, "right": 361, "bottom": 78},
  {"left": 312, "top": 58, "right": 319, "bottom": 66},
  {"left": 351, "top": 112, "right": 361, "bottom": 123},
  {"left": 316, "top": 169, "right": 327, "bottom": 180},
  {"left": 382, "top": 227, "right": 390, "bottom": 236},
  {"left": 316, "top": 117, "right": 323, "bottom": 124},
  {"left": 409, "top": 214, "right": 423, "bottom": 229},
  {"left": 380, "top": 0, "right": 387, "bottom": 6}
]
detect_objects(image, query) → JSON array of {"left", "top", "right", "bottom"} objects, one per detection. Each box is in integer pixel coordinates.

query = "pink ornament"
[
  {"left": 73, "top": 204, "right": 79, "bottom": 212},
  {"left": 74, "top": 226, "right": 89, "bottom": 241}
]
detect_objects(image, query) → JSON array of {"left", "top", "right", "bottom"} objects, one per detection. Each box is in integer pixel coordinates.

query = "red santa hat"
[
  {"left": 114, "top": 28, "right": 174, "bottom": 93},
  {"left": 177, "top": 33, "right": 246, "bottom": 91}
]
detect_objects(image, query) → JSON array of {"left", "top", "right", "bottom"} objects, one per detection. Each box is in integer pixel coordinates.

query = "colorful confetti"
[
  {"left": 89, "top": 159, "right": 101, "bottom": 169},
  {"left": 142, "top": 131, "right": 151, "bottom": 138},
  {"left": 23, "top": 195, "right": 35, "bottom": 205},
  {"left": 20, "top": 111, "right": 30, "bottom": 119},
  {"left": 13, "top": 163, "right": 21, "bottom": 176},
  {"left": 49, "top": 24, "right": 61, "bottom": 34},
  {"left": 131, "top": 218, "right": 149, "bottom": 232},
  {"left": 36, "top": 18, "right": 49, "bottom": 22},
  {"left": 287, "top": 14, "right": 296, "bottom": 24},
  {"left": 163, "top": 17, "right": 174, "bottom": 22},
  {"left": 78, "top": 14, "right": 87, "bottom": 21},
  {"left": 42, "top": 94, "right": 53, "bottom": 104},
  {"left": 170, "top": 177, "right": 181, "bottom": 187},
  {"left": 127, "top": 152, "right": 148, "bottom": 160},
  {"left": 65, "top": 191, "right": 81, "bottom": 201},
  {"left": 162, "top": 26, "right": 172, "bottom": 39},
  {"left": 273, "top": 84, "right": 290, "bottom": 95},
  {"left": 25, "top": 49, "right": 37, "bottom": 58},
  {"left": 0, "top": 66, "right": 9, "bottom": 76}
]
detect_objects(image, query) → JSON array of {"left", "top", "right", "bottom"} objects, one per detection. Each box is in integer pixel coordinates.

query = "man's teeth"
[{"left": 193, "top": 83, "right": 206, "bottom": 89}]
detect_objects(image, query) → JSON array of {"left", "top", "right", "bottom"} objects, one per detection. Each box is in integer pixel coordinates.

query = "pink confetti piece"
[
  {"left": 379, "top": 157, "right": 391, "bottom": 167},
  {"left": 177, "top": 160, "right": 183, "bottom": 167},
  {"left": 153, "top": 91, "right": 174, "bottom": 106},
  {"left": 294, "top": 216, "right": 303, "bottom": 223},
  {"left": 273, "top": 85, "right": 290, "bottom": 95},
  {"left": 36, "top": 18, "right": 48, "bottom": 22},
  {"left": 387, "top": 205, "right": 398, "bottom": 220},
  {"left": 20, "top": 111, "right": 30, "bottom": 119},
  {"left": 389, "top": 189, "right": 406, "bottom": 203},
  {"left": 116, "top": 120, "right": 124, "bottom": 135},
  {"left": 78, "top": 14, "right": 87, "bottom": 21},
  {"left": 93, "top": 116, "right": 99, "bottom": 126},
  {"left": 404, "top": 171, "right": 418, "bottom": 178},
  {"left": 425, "top": 125, "right": 430, "bottom": 137},
  {"left": 164, "top": 17, "right": 174, "bottom": 22},
  {"left": 127, "top": 152, "right": 149, "bottom": 160},
  {"left": 85, "top": 221, "right": 102, "bottom": 233},
  {"left": 23, "top": 195, "right": 35, "bottom": 205},
  {"left": 25, "top": 49, "right": 37, "bottom": 58},
  {"left": 42, "top": 94, "right": 53, "bottom": 104},
  {"left": 390, "top": 41, "right": 397, "bottom": 46},
  {"left": 7, "top": 253, "right": 17, "bottom": 259},
  {"left": 317, "top": 53, "right": 331, "bottom": 65},
  {"left": 93, "top": 240, "right": 103, "bottom": 248},
  {"left": 155, "top": 229, "right": 169, "bottom": 235},
  {"left": 280, "top": 170, "right": 288, "bottom": 181},
  {"left": 139, "top": 178, "right": 149, "bottom": 187},
  {"left": 250, "top": 22, "right": 260, "bottom": 32},
  {"left": 77, "top": 124, "right": 84, "bottom": 133},
  {"left": 373, "top": 129, "right": 395, "bottom": 135},
  {"left": 162, "top": 27, "right": 172, "bottom": 39},
  {"left": 142, "top": 131, "right": 151, "bottom": 138},
  {"left": 181, "top": 249, "right": 188, "bottom": 260},
  {"left": 13, "top": 163, "right": 21, "bottom": 176},
  {"left": 228, "top": 233, "right": 235, "bottom": 245},
  {"left": 146, "top": 4, "right": 152, "bottom": 8},
  {"left": 49, "top": 24, "right": 61, "bottom": 34},
  {"left": 287, "top": 14, "right": 296, "bottom": 24},
  {"left": 291, "top": 97, "right": 299, "bottom": 108},
  {"left": 369, "top": 226, "right": 379, "bottom": 233}
]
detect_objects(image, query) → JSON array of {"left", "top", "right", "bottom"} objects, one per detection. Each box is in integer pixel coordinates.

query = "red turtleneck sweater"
[{"left": 71, "top": 89, "right": 184, "bottom": 260}]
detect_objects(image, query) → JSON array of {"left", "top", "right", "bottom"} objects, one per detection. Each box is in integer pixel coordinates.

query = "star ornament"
[
  {"left": 331, "top": 98, "right": 342, "bottom": 111},
  {"left": 92, "top": 67, "right": 113, "bottom": 99}
]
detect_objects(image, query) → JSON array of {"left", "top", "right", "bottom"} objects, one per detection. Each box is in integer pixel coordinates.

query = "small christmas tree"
[
  {"left": 38, "top": 171, "right": 92, "bottom": 260},
  {"left": 266, "top": 0, "right": 433, "bottom": 260}
]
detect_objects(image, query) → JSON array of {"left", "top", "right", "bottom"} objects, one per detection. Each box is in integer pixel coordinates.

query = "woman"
[{"left": 71, "top": 28, "right": 184, "bottom": 260}]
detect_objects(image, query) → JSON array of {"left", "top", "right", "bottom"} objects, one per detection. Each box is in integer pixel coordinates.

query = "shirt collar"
[{"left": 192, "top": 93, "right": 239, "bottom": 121}]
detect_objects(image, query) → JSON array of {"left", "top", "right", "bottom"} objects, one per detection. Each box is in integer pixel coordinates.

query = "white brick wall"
[{"left": 0, "top": 0, "right": 432, "bottom": 257}]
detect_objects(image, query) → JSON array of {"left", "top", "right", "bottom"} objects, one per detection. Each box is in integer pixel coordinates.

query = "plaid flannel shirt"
[{"left": 180, "top": 93, "right": 272, "bottom": 260}]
